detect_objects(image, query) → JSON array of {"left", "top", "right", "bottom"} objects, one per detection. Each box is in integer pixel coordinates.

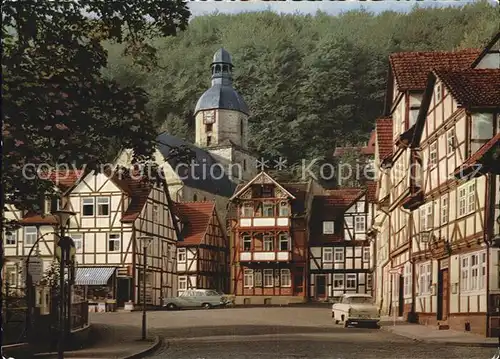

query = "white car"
[{"left": 331, "top": 293, "right": 380, "bottom": 328}]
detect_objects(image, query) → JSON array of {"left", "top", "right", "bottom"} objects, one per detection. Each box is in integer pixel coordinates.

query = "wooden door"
[
  {"left": 315, "top": 275, "right": 327, "bottom": 300},
  {"left": 437, "top": 269, "right": 449, "bottom": 321},
  {"left": 116, "top": 278, "right": 131, "bottom": 307}
]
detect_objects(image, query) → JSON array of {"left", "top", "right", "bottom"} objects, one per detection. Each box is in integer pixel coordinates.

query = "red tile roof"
[
  {"left": 113, "top": 169, "right": 153, "bottom": 223},
  {"left": 435, "top": 69, "right": 500, "bottom": 108},
  {"left": 175, "top": 201, "right": 216, "bottom": 246},
  {"left": 19, "top": 213, "right": 58, "bottom": 225},
  {"left": 454, "top": 133, "right": 500, "bottom": 177},
  {"left": 45, "top": 169, "right": 85, "bottom": 192},
  {"left": 322, "top": 188, "right": 365, "bottom": 208},
  {"left": 376, "top": 117, "right": 393, "bottom": 159},
  {"left": 389, "top": 49, "right": 481, "bottom": 91}
]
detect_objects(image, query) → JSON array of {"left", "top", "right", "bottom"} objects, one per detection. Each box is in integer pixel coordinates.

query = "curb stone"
[
  {"left": 381, "top": 326, "right": 499, "bottom": 348},
  {"left": 121, "top": 336, "right": 162, "bottom": 359}
]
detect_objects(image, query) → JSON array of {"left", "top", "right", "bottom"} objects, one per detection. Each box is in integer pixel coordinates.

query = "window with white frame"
[
  {"left": 446, "top": 129, "right": 456, "bottom": 154},
  {"left": 333, "top": 274, "right": 344, "bottom": 289},
  {"left": 355, "top": 216, "right": 366, "bottom": 232},
  {"left": 278, "top": 233, "right": 290, "bottom": 251},
  {"left": 403, "top": 264, "right": 412, "bottom": 297},
  {"left": 479, "top": 253, "right": 486, "bottom": 290},
  {"left": 441, "top": 197, "right": 448, "bottom": 225},
  {"left": 254, "top": 269, "right": 262, "bottom": 287},
  {"left": 178, "top": 276, "right": 187, "bottom": 290},
  {"left": 470, "top": 254, "right": 479, "bottom": 291},
  {"left": 97, "top": 197, "right": 110, "bottom": 216},
  {"left": 334, "top": 248, "right": 344, "bottom": 262},
  {"left": 461, "top": 257, "right": 469, "bottom": 291},
  {"left": 419, "top": 262, "right": 432, "bottom": 295},
  {"left": 429, "top": 142, "right": 437, "bottom": 167},
  {"left": 6, "top": 230, "right": 17, "bottom": 245},
  {"left": 108, "top": 234, "right": 120, "bottom": 252},
  {"left": 177, "top": 248, "right": 186, "bottom": 262},
  {"left": 263, "top": 234, "right": 274, "bottom": 251},
  {"left": 242, "top": 234, "right": 252, "bottom": 251},
  {"left": 323, "top": 248, "right": 333, "bottom": 263},
  {"left": 152, "top": 204, "right": 159, "bottom": 223},
  {"left": 346, "top": 274, "right": 356, "bottom": 289},
  {"left": 71, "top": 234, "right": 83, "bottom": 252},
  {"left": 436, "top": 84, "right": 442, "bottom": 102},
  {"left": 262, "top": 202, "right": 274, "bottom": 217},
  {"left": 458, "top": 182, "right": 476, "bottom": 217},
  {"left": 241, "top": 202, "right": 254, "bottom": 217},
  {"left": 24, "top": 226, "right": 37, "bottom": 246},
  {"left": 244, "top": 269, "right": 254, "bottom": 288},
  {"left": 280, "top": 269, "right": 291, "bottom": 287},
  {"left": 367, "top": 273, "right": 372, "bottom": 289},
  {"left": 363, "top": 247, "right": 370, "bottom": 262},
  {"left": 279, "top": 201, "right": 289, "bottom": 217},
  {"left": 458, "top": 186, "right": 467, "bottom": 217},
  {"left": 82, "top": 197, "right": 95, "bottom": 216},
  {"left": 263, "top": 269, "right": 274, "bottom": 287},
  {"left": 467, "top": 182, "right": 476, "bottom": 214},
  {"left": 420, "top": 203, "right": 433, "bottom": 231},
  {"left": 323, "top": 221, "right": 334, "bottom": 234}
]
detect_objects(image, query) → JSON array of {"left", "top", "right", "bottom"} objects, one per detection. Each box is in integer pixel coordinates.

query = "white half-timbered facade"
[
  {"left": 175, "top": 201, "right": 229, "bottom": 294},
  {"left": 63, "top": 168, "right": 178, "bottom": 307},
  {"left": 409, "top": 32, "right": 500, "bottom": 336},
  {"left": 309, "top": 185, "right": 376, "bottom": 301}
]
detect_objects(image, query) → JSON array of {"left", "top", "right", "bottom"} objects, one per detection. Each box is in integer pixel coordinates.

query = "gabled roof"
[
  {"left": 389, "top": 49, "right": 481, "bottom": 92},
  {"left": 47, "top": 169, "right": 86, "bottom": 193},
  {"left": 156, "top": 132, "right": 236, "bottom": 198},
  {"left": 471, "top": 31, "right": 500, "bottom": 68},
  {"left": 320, "top": 188, "right": 365, "bottom": 209},
  {"left": 230, "top": 172, "right": 296, "bottom": 201},
  {"left": 375, "top": 117, "right": 393, "bottom": 160},
  {"left": 333, "top": 130, "right": 376, "bottom": 157},
  {"left": 175, "top": 201, "right": 216, "bottom": 246},
  {"left": 434, "top": 69, "right": 500, "bottom": 108}
]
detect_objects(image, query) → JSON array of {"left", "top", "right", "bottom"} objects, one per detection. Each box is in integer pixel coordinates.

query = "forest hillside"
[{"left": 104, "top": 1, "right": 498, "bottom": 167}]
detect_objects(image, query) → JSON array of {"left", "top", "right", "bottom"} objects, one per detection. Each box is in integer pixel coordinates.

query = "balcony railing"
[
  {"left": 239, "top": 217, "right": 289, "bottom": 228},
  {"left": 239, "top": 251, "right": 291, "bottom": 262}
]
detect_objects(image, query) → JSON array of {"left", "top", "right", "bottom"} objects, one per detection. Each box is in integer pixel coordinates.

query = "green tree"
[{"left": 2, "top": 1, "right": 190, "bottom": 219}]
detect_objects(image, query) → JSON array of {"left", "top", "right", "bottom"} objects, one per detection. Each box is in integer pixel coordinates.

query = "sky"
[{"left": 187, "top": 0, "right": 498, "bottom": 17}]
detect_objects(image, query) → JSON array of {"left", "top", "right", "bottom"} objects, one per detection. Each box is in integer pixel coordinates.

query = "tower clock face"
[{"left": 203, "top": 110, "right": 215, "bottom": 124}]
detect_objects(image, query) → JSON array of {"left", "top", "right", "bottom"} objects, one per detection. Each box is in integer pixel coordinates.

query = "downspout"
[{"left": 485, "top": 173, "right": 496, "bottom": 337}]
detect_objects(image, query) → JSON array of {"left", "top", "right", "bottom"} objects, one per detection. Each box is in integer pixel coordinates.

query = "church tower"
[{"left": 194, "top": 48, "right": 256, "bottom": 181}]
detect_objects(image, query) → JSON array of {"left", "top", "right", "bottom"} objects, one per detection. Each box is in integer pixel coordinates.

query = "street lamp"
[
  {"left": 52, "top": 210, "right": 76, "bottom": 359},
  {"left": 137, "top": 236, "right": 153, "bottom": 341}
]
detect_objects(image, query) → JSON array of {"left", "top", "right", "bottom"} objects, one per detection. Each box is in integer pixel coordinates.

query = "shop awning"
[{"left": 75, "top": 267, "right": 116, "bottom": 286}]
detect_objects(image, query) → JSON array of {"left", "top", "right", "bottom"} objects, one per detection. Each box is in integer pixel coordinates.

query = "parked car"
[
  {"left": 162, "top": 289, "right": 233, "bottom": 310},
  {"left": 331, "top": 293, "right": 380, "bottom": 328}
]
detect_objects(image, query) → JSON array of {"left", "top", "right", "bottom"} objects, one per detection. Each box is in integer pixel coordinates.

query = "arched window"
[{"left": 193, "top": 194, "right": 198, "bottom": 202}]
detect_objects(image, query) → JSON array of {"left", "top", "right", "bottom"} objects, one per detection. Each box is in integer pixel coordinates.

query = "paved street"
[{"left": 89, "top": 307, "right": 498, "bottom": 359}]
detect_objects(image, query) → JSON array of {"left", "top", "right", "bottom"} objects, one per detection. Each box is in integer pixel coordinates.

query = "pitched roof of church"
[{"left": 156, "top": 132, "right": 237, "bottom": 198}]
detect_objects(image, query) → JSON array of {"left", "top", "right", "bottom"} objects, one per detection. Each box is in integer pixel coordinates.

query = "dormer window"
[{"left": 323, "top": 221, "right": 335, "bottom": 235}]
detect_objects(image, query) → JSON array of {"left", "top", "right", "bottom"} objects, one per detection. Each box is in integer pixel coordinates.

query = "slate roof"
[
  {"left": 156, "top": 132, "right": 237, "bottom": 198},
  {"left": 376, "top": 117, "right": 393, "bottom": 160},
  {"left": 389, "top": 49, "right": 481, "bottom": 91},
  {"left": 434, "top": 69, "right": 500, "bottom": 108},
  {"left": 176, "top": 201, "right": 216, "bottom": 246}
]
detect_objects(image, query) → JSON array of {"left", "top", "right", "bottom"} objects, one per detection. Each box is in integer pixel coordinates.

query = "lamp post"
[
  {"left": 137, "top": 236, "right": 153, "bottom": 341},
  {"left": 52, "top": 210, "right": 76, "bottom": 359}
]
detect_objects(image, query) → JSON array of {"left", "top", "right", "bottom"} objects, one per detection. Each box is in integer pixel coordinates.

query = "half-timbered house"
[
  {"left": 228, "top": 172, "right": 317, "bottom": 305},
  {"left": 61, "top": 168, "right": 178, "bottom": 308},
  {"left": 309, "top": 184, "right": 376, "bottom": 302},
  {"left": 175, "top": 201, "right": 229, "bottom": 294},
  {"left": 3, "top": 170, "right": 84, "bottom": 290},
  {"left": 379, "top": 47, "right": 481, "bottom": 321},
  {"left": 408, "top": 32, "right": 500, "bottom": 336}
]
